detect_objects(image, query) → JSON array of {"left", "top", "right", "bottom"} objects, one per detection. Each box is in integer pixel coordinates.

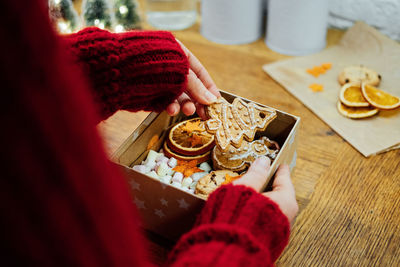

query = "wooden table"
[{"left": 98, "top": 21, "right": 400, "bottom": 266}]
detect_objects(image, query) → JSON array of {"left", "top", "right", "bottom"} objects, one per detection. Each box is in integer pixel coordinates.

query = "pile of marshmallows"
[{"left": 132, "top": 150, "right": 212, "bottom": 194}]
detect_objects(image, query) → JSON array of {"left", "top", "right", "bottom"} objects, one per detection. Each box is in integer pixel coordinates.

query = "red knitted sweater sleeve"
[
  {"left": 167, "top": 185, "right": 290, "bottom": 266},
  {"left": 63, "top": 27, "right": 189, "bottom": 119}
]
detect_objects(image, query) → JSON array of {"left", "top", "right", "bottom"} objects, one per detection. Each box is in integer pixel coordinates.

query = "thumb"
[
  {"left": 270, "top": 164, "right": 295, "bottom": 195},
  {"left": 233, "top": 156, "right": 271, "bottom": 191}
]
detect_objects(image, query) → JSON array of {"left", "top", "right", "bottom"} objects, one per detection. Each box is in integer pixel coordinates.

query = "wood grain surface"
[{"left": 95, "top": 6, "right": 400, "bottom": 267}]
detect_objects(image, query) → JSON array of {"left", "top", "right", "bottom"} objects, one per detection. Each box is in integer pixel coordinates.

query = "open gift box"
[{"left": 111, "top": 90, "right": 300, "bottom": 241}]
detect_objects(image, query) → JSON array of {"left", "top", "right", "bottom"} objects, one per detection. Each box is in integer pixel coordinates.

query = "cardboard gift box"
[{"left": 112, "top": 91, "right": 300, "bottom": 241}]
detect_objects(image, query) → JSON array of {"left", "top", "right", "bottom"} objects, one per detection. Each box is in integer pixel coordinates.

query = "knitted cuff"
[
  {"left": 195, "top": 184, "right": 290, "bottom": 261},
  {"left": 166, "top": 225, "right": 273, "bottom": 266},
  {"left": 64, "top": 27, "right": 188, "bottom": 119}
]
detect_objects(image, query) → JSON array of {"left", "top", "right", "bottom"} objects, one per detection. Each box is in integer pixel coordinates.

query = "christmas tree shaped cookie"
[{"left": 205, "top": 97, "right": 277, "bottom": 151}]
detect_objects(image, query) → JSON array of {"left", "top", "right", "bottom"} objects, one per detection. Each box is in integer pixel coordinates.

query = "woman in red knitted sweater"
[{"left": 1, "top": 1, "right": 298, "bottom": 266}]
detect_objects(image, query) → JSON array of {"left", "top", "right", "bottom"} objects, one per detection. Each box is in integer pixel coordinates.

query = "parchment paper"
[{"left": 263, "top": 22, "right": 400, "bottom": 157}]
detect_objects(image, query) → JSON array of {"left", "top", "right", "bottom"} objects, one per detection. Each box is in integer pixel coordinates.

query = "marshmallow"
[
  {"left": 182, "top": 187, "right": 191, "bottom": 193},
  {"left": 132, "top": 165, "right": 150, "bottom": 174},
  {"left": 146, "top": 150, "right": 159, "bottom": 163},
  {"left": 172, "top": 172, "right": 183, "bottom": 183},
  {"left": 147, "top": 170, "right": 160, "bottom": 179},
  {"left": 167, "top": 157, "right": 178, "bottom": 168},
  {"left": 182, "top": 177, "right": 193, "bottom": 188},
  {"left": 160, "top": 175, "right": 172, "bottom": 184},
  {"left": 144, "top": 160, "right": 156, "bottom": 171},
  {"left": 199, "top": 162, "right": 212, "bottom": 172},
  {"left": 191, "top": 172, "right": 207, "bottom": 182},
  {"left": 156, "top": 154, "right": 169, "bottom": 163},
  {"left": 156, "top": 162, "right": 169, "bottom": 177},
  {"left": 167, "top": 168, "right": 175, "bottom": 176},
  {"left": 189, "top": 181, "right": 197, "bottom": 190},
  {"left": 171, "top": 181, "right": 182, "bottom": 188}
]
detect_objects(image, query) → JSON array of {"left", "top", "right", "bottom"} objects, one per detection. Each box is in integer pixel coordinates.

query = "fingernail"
[
  {"left": 169, "top": 105, "right": 177, "bottom": 115},
  {"left": 256, "top": 156, "right": 270, "bottom": 165},
  {"left": 204, "top": 91, "right": 217, "bottom": 103}
]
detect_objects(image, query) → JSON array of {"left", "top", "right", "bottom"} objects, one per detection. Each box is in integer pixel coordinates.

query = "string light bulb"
[
  {"left": 115, "top": 24, "right": 124, "bottom": 32},
  {"left": 119, "top": 5, "right": 128, "bottom": 15}
]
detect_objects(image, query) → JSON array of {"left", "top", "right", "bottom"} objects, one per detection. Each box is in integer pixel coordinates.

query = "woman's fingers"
[
  {"left": 167, "top": 94, "right": 206, "bottom": 118},
  {"left": 186, "top": 69, "right": 218, "bottom": 105},
  {"left": 263, "top": 164, "right": 298, "bottom": 223},
  {"left": 170, "top": 39, "right": 220, "bottom": 117},
  {"left": 233, "top": 156, "right": 271, "bottom": 191},
  {"left": 177, "top": 39, "right": 220, "bottom": 99},
  {"left": 270, "top": 164, "right": 295, "bottom": 195},
  {"left": 166, "top": 100, "right": 180, "bottom": 116},
  {"left": 186, "top": 49, "right": 220, "bottom": 97},
  {"left": 177, "top": 39, "right": 219, "bottom": 92},
  {"left": 177, "top": 93, "right": 196, "bottom": 116},
  {"left": 194, "top": 102, "right": 207, "bottom": 120},
  {"left": 233, "top": 160, "right": 298, "bottom": 224}
]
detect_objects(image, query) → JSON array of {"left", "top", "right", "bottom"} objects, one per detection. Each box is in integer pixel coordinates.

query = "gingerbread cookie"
[
  {"left": 195, "top": 170, "right": 239, "bottom": 199},
  {"left": 205, "top": 97, "right": 277, "bottom": 151},
  {"left": 338, "top": 66, "right": 381, "bottom": 86},
  {"left": 212, "top": 136, "right": 280, "bottom": 172}
]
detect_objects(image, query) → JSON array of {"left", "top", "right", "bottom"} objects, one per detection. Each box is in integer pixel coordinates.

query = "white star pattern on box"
[
  {"left": 160, "top": 198, "right": 168, "bottom": 206},
  {"left": 134, "top": 197, "right": 146, "bottom": 210},
  {"left": 160, "top": 182, "right": 167, "bottom": 190},
  {"left": 154, "top": 209, "right": 165, "bottom": 218},
  {"left": 129, "top": 180, "right": 141, "bottom": 191},
  {"left": 177, "top": 198, "right": 189, "bottom": 210}
]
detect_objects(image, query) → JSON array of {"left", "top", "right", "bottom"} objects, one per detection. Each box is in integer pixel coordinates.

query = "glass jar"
[{"left": 145, "top": 0, "right": 197, "bottom": 30}]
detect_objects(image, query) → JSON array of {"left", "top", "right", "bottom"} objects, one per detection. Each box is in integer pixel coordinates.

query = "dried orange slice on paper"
[
  {"left": 337, "top": 101, "right": 379, "bottom": 119},
  {"left": 361, "top": 83, "right": 400, "bottom": 110},
  {"left": 166, "top": 118, "right": 215, "bottom": 156},
  {"left": 339, "top": 83, "right": 370, "bottom": 107}
]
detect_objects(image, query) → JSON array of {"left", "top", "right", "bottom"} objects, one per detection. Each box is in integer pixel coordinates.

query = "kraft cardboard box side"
[{"left": 112, "top": 91, "right": 300, "bottom": 241}]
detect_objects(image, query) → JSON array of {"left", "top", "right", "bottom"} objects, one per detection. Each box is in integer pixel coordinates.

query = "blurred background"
[
  {"left": 46, "top": 0, "right": 400, "bottom": 55},
  {"left": 48, "top": 0, "right": 400, "bottom": 42}
]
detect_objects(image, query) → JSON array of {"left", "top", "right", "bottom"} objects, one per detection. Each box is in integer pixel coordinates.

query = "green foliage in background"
[
  {"left": 82, "top": 0, "right": 113, "bottom": 29},
  {"left": 114, "top": 0, "right": 141, "bottom": 30},
  {"left": 49, "top": 0, "right": 80, "bottom": 32}
]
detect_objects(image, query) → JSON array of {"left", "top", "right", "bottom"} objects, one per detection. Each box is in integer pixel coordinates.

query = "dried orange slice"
[
  {"left": 163, "top": 142, "right": 210, "bottom": 164},
  {"left": 167, "top": 118, "right": 215, "bottom": 156},
  {"left": 361, "top": 83, "right": 400, "bottom": 110},
  {"left": 339, "top": 83, "right": 370, "bottom": 107},
  {"left": 337, "top": 101, "right": 378, "bottom": 119}
]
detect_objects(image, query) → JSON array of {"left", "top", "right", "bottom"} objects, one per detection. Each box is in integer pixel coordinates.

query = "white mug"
[
  {"left": 266, "top": 0, "right": 329, "bottom": 56},
  {"left": 201, "top": 0, "right": 264, "bottom": 45}
]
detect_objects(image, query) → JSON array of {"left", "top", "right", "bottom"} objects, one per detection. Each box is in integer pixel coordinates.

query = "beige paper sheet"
[{"left": 263, "top": 22, "right": 400, "bottom": 157}]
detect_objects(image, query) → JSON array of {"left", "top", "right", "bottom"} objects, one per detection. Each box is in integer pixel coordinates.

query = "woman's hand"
[
  {"left": 234, "top": 157, "right": 299, "bottom": 224},
  {"left": 166, "top": 40, "right": 221, "bottom": 119}
]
